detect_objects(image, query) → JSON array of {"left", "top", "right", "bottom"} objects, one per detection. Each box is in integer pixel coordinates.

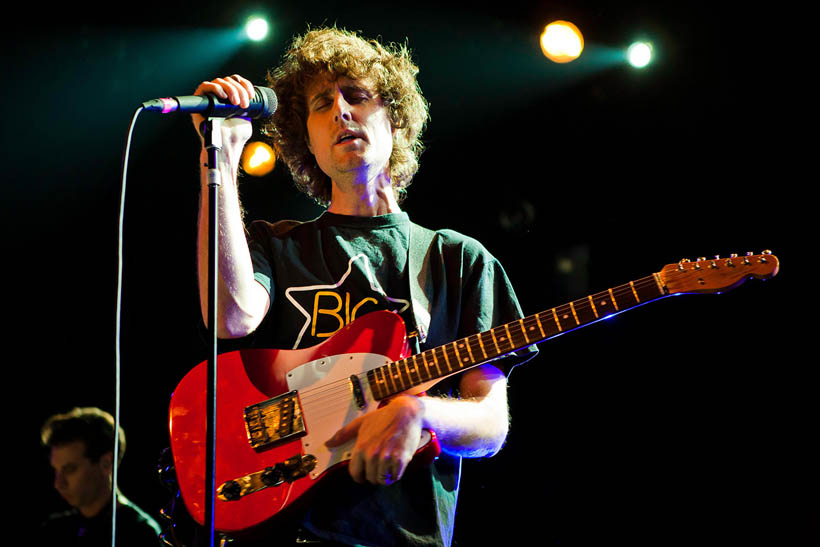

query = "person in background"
[{"left": 40, "top": 406, "right": 161, "bottom": 546}]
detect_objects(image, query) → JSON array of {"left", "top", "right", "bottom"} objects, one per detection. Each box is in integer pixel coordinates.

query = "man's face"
[
  {"left": 305, "top": 75, "right": 395, "bottom": 187},
  {"left": 50, "top": 440, "right": 111, "bottom": 514}
]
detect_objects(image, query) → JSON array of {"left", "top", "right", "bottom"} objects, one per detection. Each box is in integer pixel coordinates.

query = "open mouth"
[{"left": 336, "top": 130, "right": 363, "bottom": 144}]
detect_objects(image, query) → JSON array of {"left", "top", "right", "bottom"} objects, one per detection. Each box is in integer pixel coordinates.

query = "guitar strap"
[{"left": 406, "top": 222, "right": 438, "bottom": 353}]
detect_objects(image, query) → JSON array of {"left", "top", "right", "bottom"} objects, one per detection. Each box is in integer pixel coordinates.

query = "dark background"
[{"left": 5, "top": 1, "right": 810, "bottom": 545}]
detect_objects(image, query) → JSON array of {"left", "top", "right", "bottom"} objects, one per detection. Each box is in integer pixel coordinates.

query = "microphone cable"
[{"left": 113, "top": 105, "right": 145, "bottom": 547}]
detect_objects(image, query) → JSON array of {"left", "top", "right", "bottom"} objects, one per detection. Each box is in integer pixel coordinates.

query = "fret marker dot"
[{"left": 563, "top": 314, "right": 569, "bottom": 319}]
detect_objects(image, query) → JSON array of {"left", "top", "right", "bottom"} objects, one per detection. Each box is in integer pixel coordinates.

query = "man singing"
[{"left": 193, "top": 27, "right": 537, "bottom": 546}]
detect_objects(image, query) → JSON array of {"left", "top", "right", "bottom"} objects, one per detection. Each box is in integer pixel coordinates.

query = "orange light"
[
  {"left": 540, "top": 20, "right": 584, "bottom": 64},
  {"left": 242, "top": 141, "right": 276, "bottom": 176}
]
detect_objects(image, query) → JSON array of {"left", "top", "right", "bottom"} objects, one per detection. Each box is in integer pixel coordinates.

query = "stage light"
[
  {"left": 245, "top": 16, "right": 269, "bottom": 42},
  {"left": 627, "top": 42, "right": 653, "bottom": 68},
  {"left": 242, "top": 141, "right": 276, "bottom": 176},
  {"left": 540, "top": 21, "right": 584, "bottom": 63}
]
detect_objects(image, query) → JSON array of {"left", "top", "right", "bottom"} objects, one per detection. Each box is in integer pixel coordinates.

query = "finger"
[
  {"left": 230, "top": 74, "right": 256, "bottom": 98},
  {"left": 347, "top": 450, "right": 366, "bottom": 484},
  {"left": 326, "top": 417, "right": 361, "bottom": 448},
  {"left": 374, "top": 454, "right": 398, "bottom": 486},
  {"left": 193, "top": 81, "right": 228, "bottom": 101},
  {"left": 210, "top": 77, "right": 248, "bottom": 108}
]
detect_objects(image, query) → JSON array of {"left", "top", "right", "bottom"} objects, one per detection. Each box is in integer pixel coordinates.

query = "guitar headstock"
[{"left": 659, "top": 251, "right": 779, "bottom": 295}]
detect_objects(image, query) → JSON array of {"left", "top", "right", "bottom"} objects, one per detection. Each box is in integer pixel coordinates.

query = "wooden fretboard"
[{"left": 366, "top": 274, "right": 666, "bottom": 400}]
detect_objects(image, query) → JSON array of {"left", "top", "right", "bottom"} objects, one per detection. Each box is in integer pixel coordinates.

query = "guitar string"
[
  {"left": 262, "top": 262, "right": 768, "bottom": 420},
  {"left": 296, "top": 276, "right": 663, "bottom": 403},
  {"left": 287, "top": 276, "right": 667, "bottom": 409}
]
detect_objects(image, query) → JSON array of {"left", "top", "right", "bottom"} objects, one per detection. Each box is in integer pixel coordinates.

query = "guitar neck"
[{"left": 367, "top": 273, "right": 667, "bottom": 400}]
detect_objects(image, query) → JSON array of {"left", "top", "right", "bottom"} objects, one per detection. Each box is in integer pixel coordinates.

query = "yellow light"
[
  {"left": 242, "top": 141, "right": 276, "bottom": 176},
  {"left": 540, "top": 20, "right": 584, "bottom": 63}
]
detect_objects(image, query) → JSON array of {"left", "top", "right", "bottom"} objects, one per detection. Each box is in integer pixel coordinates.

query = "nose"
[
  {"left": 54, "top": 472, "right": 66, "bottom": 490},
  {"left": 332, "top": 94, "right": 353, "bottom": 123}
]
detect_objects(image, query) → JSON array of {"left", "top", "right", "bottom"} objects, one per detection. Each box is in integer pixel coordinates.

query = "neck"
[
  {"left": 327, "top": 171, "right": 401, "bottom": 217},
  {"left": 78, "top": 487, "right": 120, "bottom": 519}
]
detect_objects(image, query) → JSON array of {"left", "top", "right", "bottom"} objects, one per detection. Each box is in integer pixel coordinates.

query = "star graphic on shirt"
[{"left": 284, "top": 253, "right": 410, "bottom": 348}]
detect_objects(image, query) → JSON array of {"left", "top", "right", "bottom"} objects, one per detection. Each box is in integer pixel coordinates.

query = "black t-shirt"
[
  {"left": 40, "top": 497, "right": 161, "bottom": 547},
  {"left": 247, "top": 211, "right": 537, "bottom": 546}
]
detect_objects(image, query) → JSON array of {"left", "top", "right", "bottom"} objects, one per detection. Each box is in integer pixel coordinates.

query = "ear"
[{"left": 100, "top": 451, "right": 114, "bottom": 473}]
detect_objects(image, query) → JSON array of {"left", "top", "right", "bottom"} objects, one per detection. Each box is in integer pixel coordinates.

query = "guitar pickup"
[{"left": 244, "top": 391, "right": 306, "bottom": 450}]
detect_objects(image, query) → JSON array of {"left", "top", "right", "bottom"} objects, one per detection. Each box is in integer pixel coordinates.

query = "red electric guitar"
[{"left": 168, "top": 252, "right": 779, "bottom": 534}]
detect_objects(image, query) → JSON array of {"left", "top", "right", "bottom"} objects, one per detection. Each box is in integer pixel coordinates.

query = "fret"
[
  {"left": 551, "top": 308, "right": 563, "bottom": 332},
  {"left": 569, "top": 302, "right": 580, "bottom": 325},
  {"left": 476, "top": 332, "right": 489, "bottom": 359},
  {"left": 590, "top": 290, "right": 613, "bottom": 317},
  {"left": 432, "top": 346, "right": 446, "bottom": 375},
  {"left": 587, "top": 295, "right": 599, "bottom": 319},
  {"left": 489, "top": 327, "right": 502, "bottom": 355},
  {"left": 382, "top": 363, "right": 398, "bottom": 394},
  {"left": 612, "top": 283, "right": 639, "bottom": 309},
  {"left": 441, "top": 344, "right": 454, "bottom": 373},
  {"left": 462, "top": 338, "right": 475, "bottom": 364},
  {"left": 534, "top": 313, "right": 547, "bottom": 338},
  {"left": 402, "top": 356, "right": 415, "bottom": 385},
  {"left": 571, "top": 298, "right": 598, "bottom": 326},
  {"left": 503, "top": 323, "right": 515, "bottom": 351},
  {"left": 376, "top": 367, "right": 390, "bottom": 399},
  {"left": 518, "top": 318, "right": 531, "bottom": 345},
  {"left": 419, "top": 352, "right": 433, "bottom": 382},
  {"left": 416, "top": 353, "right": 430, "bottom": 382},
  {"left": 451, "top": 341, "right": 466, "bottom": 368},
  {"left": 423, "top": 350, "right": 438, "bottom": 379},
  {"left": 405, "top": 355, "right": 420, "bottom": 385},
  {"left": 554, "top": 306, "right": 576, "bottom": 332},
  {"left": 367, "top": 369, "right": 381, "bottom": 400},
  {"left": 392, "top": 361, "right": 409, "bottom": 391},
  {"left": 629, "top": 281, "right": 641, "bottom": 303},
  {"left": 607, "top": 288, "right": 619, "bottom": 310},
  {"left": 634, "top": 275, "right": 664, "bottom": 302}
]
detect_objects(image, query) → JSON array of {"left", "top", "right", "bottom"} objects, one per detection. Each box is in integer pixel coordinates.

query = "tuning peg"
[{"left": 762, "top": 249, "right": 772, "bottom": 255}]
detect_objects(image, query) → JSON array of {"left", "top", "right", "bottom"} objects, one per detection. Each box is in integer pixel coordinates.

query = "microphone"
[{"left": 142, "top": 86, "right": 277, "bottom": 119}]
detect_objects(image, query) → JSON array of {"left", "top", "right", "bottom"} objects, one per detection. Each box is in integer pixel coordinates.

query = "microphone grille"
[{"left": 254, "top": 86, "right": 278, "bottom": 118}]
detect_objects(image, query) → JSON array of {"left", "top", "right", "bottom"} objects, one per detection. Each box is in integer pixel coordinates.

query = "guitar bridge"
[{"left": 244, "top": 391, "right": 306, "bottom": 450}]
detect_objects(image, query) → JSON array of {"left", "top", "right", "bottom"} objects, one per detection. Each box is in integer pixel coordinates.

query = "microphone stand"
[{"left": 201, "top": 117, "right": 222, "bottom": 547}]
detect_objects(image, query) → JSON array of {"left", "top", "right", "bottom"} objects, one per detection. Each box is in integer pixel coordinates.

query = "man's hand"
[
  {"left": 326, "top": 396, "right": 425, "bottom": 486},
  {"left": 191, "top": 75, "right": 255, "bottom": 151}
]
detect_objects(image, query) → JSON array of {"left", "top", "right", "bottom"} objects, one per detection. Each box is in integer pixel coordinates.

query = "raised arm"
[{"left": 194, "top": 75, "right": 270, "bottom": 338}]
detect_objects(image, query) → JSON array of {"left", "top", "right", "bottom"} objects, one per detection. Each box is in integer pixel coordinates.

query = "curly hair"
[
  {"left": 41, "top": 407, "right": 126, "bottom": 466},
  {"left": 264, "top": 27, "right": 429, "bottom": 205}
]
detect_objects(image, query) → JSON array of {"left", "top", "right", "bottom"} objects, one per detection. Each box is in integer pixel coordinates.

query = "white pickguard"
[{"left": 286, "top": 352, "right": 431, "bottom": 480}]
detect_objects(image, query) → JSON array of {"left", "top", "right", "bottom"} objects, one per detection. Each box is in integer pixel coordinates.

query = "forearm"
[
  {"left": 197, "top": 145, "right": 267, "bottom": 338},
  {"left": 417, "top": 370, "right": 509, "bottom": 458}
]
